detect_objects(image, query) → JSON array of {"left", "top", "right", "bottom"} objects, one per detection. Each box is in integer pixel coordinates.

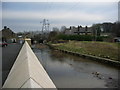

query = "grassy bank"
[{"left": 51, "top": 41, "right": 119, "bottom": 61}]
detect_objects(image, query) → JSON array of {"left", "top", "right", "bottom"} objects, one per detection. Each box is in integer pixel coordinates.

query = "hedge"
[{"left": 56, "top": 34, "right": 104, "bottom": 41}]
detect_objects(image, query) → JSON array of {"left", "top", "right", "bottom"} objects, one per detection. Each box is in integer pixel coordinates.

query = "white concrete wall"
[{"left": 2, "top": 41, "right": 56, "bottom": 88}]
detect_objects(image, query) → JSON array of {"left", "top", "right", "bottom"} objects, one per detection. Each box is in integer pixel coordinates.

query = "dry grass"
[{"left": 52, "top": 41, "right": 119, "bottom": 61}]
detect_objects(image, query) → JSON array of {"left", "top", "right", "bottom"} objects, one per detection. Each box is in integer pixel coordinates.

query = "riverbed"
[{"left": 33, "top": 46, "right": 118, "bottom": 88}]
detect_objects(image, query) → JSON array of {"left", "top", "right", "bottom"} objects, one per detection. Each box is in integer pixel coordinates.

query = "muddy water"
[{"left": 33, "top": 47, "right": 118, "bottom": 88}]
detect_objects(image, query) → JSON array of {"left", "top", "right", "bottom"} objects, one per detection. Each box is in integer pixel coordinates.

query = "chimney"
[{"left": 4, "top": 26, "right": 7, "bottom": 29}]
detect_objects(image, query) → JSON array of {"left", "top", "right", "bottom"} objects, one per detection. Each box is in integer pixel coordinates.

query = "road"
[{"left": 1, "top": 43, "right": 23, "bottom": 86}]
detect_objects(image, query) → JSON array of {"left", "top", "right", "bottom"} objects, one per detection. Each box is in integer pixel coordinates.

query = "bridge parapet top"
[{"left": 2, "top": 41, "right": 56, "bottom": 89}]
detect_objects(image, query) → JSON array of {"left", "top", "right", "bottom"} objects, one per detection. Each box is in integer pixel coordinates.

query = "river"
[{"left": 33, "top": 45, "right": 118, "bottom": 88}]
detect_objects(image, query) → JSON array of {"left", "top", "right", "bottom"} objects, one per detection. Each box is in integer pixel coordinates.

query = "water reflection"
[{"left": 33, "top": 47, "right": 118, "bottom": 88}]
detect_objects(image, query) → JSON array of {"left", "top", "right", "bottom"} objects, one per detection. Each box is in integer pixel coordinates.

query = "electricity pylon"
[
  {"left": 40, "top": 19, "right": 50, "bottom": 34},
  {"left": 40, "top": 19, "right": 50, "bottom": 40}
]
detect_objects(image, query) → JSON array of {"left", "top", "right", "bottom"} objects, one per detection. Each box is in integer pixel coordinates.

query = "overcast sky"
[{"left": 2, "top": 1, "right": 118, "bottom": 32}]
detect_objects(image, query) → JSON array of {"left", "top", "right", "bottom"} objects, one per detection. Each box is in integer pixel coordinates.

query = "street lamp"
[
  {"left": 95, "top": 28, "right": 97, "bottom": 41},
  {"left": 100, "top": 26, "right": 104, "bottom": 37}
]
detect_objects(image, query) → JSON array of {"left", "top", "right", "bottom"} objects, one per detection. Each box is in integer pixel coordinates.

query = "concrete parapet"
[{"left": 2, "top": 41, "right": 56, "bottom": 88}]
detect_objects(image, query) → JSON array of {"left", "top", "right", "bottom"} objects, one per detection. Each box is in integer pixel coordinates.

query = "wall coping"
[{"left": 2, "top": 41, "right": 56, "bottom": 88}]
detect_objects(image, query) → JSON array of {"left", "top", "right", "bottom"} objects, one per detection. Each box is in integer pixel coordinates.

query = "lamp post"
[
  {"left": 100, "top": 26, "right": 104, "bottom": 37},
  {"left": 95, "top": 28, "right": 97, "bottom": 41}
]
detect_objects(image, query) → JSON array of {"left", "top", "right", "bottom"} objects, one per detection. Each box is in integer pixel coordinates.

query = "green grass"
[{"left": 51, "top": 41, "right": 119, "bottom": 61}]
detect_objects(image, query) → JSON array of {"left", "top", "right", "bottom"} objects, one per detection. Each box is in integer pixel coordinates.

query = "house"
[
  {"left": 64, "top": 26, "right": 92, "bottom": 35},
  {"left": 1, "top": 26, "right": 17, "bottom": 43}
]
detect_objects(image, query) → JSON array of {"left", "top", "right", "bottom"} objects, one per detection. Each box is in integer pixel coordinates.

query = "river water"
[{"left": 33, "top": 46, "right": 118, "bottom": 88}]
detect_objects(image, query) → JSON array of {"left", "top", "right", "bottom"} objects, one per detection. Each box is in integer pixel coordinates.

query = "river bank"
[{"left": 47, "top": 41, "right": 120, "bottom": 68}]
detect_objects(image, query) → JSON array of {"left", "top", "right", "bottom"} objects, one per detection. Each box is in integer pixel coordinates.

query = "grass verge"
[{"left": 51, "top": 41, "right": 119, "bottom": 61}]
